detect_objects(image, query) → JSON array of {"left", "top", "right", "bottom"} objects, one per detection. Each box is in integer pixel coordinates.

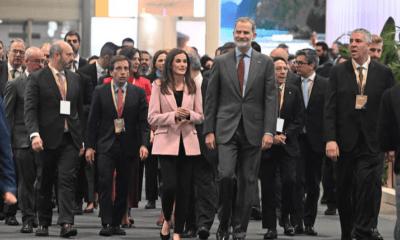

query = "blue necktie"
[{"left": 303, "top": 78, "right": 309, "bottom": 107}]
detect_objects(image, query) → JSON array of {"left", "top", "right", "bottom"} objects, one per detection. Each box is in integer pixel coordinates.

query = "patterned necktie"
[
  {"left": 237, "top": 54, "right": 245, "bottom": 95},
  {"left": 11, "top": 70, "right": 16, "bottom": 79},
  {"left": 57, "top": 73, "right": 68, "bottom": 130},
  {"left": 357, "top": 67, "right": 364, "bottom": 93},
  {"left": 303, "top": 78, "right": 309, "bottom": 107},
  {"left": 118, "top": 88, "right": 123, "bottom": 117},
  {"left": 277, "top": 88, "right": 282, "bottom": 112}
]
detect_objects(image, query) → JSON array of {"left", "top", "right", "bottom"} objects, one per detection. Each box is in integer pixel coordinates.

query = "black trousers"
[
  {"left": 36, "top": 132, "right": 80, "bottom": 226},
  {"left": 145, "top": 145, "right": 159, "bottom": 201},
  {"left": 217, "top": 121, "right": 261, "bottom": 239},
  {"left": 322, "top": 156, "right": 337, "bottom": 208},
  {"left": 260, "top": 146, "right": 296, "bottom": 229},
  {"left": 294, "top": 134, "right": 323, "bottom": 227},
  {"left": 336, "top": 134, "right": 379, "bottom": 240},
  {"left": 184, "top": 154, "right": 215, "bottom": 231},
  {"left": 97, "top": 139, "right": 136, "bottom": 226},
  {"left": 373, "top": 153, "right": 385, "bottom": 228},
  {"left": 13, "top": 147, "right": 37, "bottom": 223},
  {"left": 158, "top": 143, "right": 195, "bottom": 234}
]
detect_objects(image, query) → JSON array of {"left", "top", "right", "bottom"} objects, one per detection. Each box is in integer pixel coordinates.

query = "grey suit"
[
  {"left": 204, "top": 49, "right": 277, "bottom": 238},
  {"left": 4, "top": 72, "right": 37, "bottom": 224}
]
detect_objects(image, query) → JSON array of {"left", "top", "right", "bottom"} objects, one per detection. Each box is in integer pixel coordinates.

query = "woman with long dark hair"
[{"left": 148, "top": 48, "right": 204, "bottom": 240}]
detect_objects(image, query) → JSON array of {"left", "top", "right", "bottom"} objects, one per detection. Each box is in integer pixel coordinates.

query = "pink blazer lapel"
[
  {"left": 165, "top": 86, "right": 178, "bottom": 110},
  {"left": 181, "top": 85, "right": 192, "bottom": 109}
]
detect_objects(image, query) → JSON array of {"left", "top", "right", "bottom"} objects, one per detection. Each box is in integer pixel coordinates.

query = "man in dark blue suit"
[
  {"left": 86, "top": 55, "right": 150, "bottom": 236},
  {"left": 0, "top": 95, "right": 17, "bottom": 208}
]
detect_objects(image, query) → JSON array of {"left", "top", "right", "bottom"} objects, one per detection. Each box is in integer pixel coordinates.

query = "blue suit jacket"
[{"left": 0, "top": 96, "right": 17, "bottom": 196}]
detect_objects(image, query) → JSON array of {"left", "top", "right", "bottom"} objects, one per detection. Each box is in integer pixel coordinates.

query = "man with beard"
[
  {"left": 40, "top": 43, "right": 51, "bottom": 67},
  {"left": 138, "top": 51, "right": 151, "bottom": 76},
  {"left": 369, "top": 34, "right": 383, "bottom": 62},
  {"left": 24, "top": 41, "right": 85, "bottom": 237},
  {"left": 315, "top": 42, "right": 333, "bottom": 78},
  {"left": 204, "top": 17, "right": 277, "bottom": 240},
  {"left": 4, "top": 47, "right": 45, "bottom": 233}
]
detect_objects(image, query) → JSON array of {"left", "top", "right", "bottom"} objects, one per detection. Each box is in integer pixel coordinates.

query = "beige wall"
[{"left": 206, "top": 0, "right": 220, "bottom": 57}]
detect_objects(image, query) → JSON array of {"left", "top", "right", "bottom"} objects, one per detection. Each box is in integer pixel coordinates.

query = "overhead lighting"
[{"left": 0, "top": 20, "right": 3, "bottom": 24}]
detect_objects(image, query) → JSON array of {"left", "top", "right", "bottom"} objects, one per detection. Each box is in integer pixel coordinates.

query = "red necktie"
[
  {"left": 237, "top": 54, "right": 245, "bottom": 94},
  {"left": 118, "top": 88, "right": 123, "bottom": 117}
]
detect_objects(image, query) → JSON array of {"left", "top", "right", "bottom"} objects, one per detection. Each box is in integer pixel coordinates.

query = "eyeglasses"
[
  {"left": 293, "top": 61, "right": 310, "bottom": 66},
  {"left": 275, "top": 66, "right": 288, "bottom": 72},
  {"left": 28, "top": 59, "right": 46, "bottom": 64},
  {"left": 67, "top": 39, "right": 78, "bottom": 44},
  {"left": 11, "top": 49, "right": 25, "bottom": 55}
]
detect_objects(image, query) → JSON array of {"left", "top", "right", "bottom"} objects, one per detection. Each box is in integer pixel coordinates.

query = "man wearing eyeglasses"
[
  {"left": 24, "top": 41, "right": 85, "bottom": 238},
  {"left": 290, "top": 49, "right": 328, "bottom": 236},
  {"left": 3, "top": 47, "right": 45, "bottom": 233},
  {"left": 64, "top": 31, "right": 87, "bottom": 70},
  {"left": 0, "top": 39, "right": 26, "bottom": 98}
]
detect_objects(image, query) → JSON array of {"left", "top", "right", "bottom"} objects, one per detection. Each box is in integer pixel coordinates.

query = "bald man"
[
  {"left": 24, "top": 41, "right": 84, "bottom": 237},
  {"left": 270, "top": 48, "right": 299, "bottom": 84},
  {"left": 4, "top": 47, "right": 45, "bottom": 232},
  {"left": 40, "top": 43, "right": 51, "bottom": 67}
]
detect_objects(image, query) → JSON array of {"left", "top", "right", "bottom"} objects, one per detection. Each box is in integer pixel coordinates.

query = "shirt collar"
[
  {"left": 8, "top": 62, "right": 22, "bottom": 73},
  {"left": 235, "top": 47, "right": 252, "bottom": 59},
  {"left": 301, "top": 72, "right": 316, "bottom": 82},
  {"left": 352, "top": 56, "right": 370, "bottom": 70},
  {"left": 49, "top": 64, "right": 65, "bottom": 76},
  {"left": 113, "top": 81, "right": 127, "bottom": 92},
  {"left": 193, "top": 72, "right": 203, "bottom": 84},
  {"left": 25, "top": 70, "right": 30, "bottom": 78},
  {"left": 96, "top": 61, "right": 106, "bottom": 75},
  {"left": 278, "top": 83, "right": 284, "bottom": 89},
  {"left": 74, "top": 54, "right": 80, "bottom": 62}
]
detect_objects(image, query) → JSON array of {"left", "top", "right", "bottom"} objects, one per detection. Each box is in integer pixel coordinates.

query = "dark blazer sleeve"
[
  {"left": 323, "top": 66, "right": 337, "bottom": 142},
  {"left": 4, "top": 79, "right": 17, "bottom": 134},
  {"left": 79, "top": 57, "right": 88, "bottom": 68},
  {"left": 203, "top": 57, "right": 221, "bottom": 135},
  {"left": 378, "top": 88, "right": 396, "bottom": 152},
  {"left": 138, "top": 87, "right": 151, "bottom": 147},
  {"left": 24, "top": 74, "right": 40, "bottom": 137},
  {"left": 263, "top": 57, "right": 278, "bottom": 135},
  {"left": 283, "top": 86, "right": 303, "bottom": 138},
  {"left": 86, "top": 86, "right": 101, "bottom": 149},
  {"left": 0, "top": 96, "right": 17, "bottom": 196}
]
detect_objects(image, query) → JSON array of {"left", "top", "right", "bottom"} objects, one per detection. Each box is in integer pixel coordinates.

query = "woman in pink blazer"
[{"left": 148, "top": 48, "right": 204, "bottom": 240}]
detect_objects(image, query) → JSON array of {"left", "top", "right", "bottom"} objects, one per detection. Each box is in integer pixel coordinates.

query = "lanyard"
[
  {"left": 278, "top": 83, "right": 285, "bottom": 117},
  {"left": 111, "top": 81, "right": 127, "bottom": 118},
  {"left": 352, "top": 58, "right": 370, "bottom": 95},
  {"left": 49, "top": 64, "right": 67, "bottom": 98}
]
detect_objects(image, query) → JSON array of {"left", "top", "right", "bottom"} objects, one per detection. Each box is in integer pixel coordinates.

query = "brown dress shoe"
[
  {"left": 60, "top": 223, "right": 77, "bottom": 238},
  {"left": 35, "top": 225, "right": 49, "bottom": 236}
]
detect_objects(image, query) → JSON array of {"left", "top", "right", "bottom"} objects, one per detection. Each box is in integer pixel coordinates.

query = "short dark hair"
[
  {"left": 109, "top": 55, "right": 131, "bottom": 72},
  {"left": 316, "top": 42, "right": 329, "bottom": 51},
  {"left": 335, "top": 55, "right": 350, "bottom": 65},
  {"left": 88, "top": 55, "right": 99, "bottom": 63},
  {"left": 221, "top": 42, "right": 236, "bottom": 54},
  {"left": 141, "top": 51, "right": 151, "bottom": 59},
  {"left": 295, "top": 48, "right": 319, "bottom": 70},
  {"left": 100, "top": 42, "right": 117, "bottom": 58},
  {"left": 251, "top": 41, "right": 261, "bottom": 53},
  {"left": 64, "top": 31, "right": 81, "bottom": 43},
  {"left": 277, "top": 43, "right": 289, "bottom": 49},
  {"left": 122, "top": 38, "right": 134, "bottom": 45},
  {"left": 272, "top": 56, "right": 287, "bottom": 64}
]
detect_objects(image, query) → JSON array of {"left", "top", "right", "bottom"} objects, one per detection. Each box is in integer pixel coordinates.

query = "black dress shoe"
[
  {"left": 264, "top": 229, "right": 277, "bottom": 239},
  {"left": 216, "top": 229, "right": 229, "bottom": 240},
  {"left": 5, "top": 215, "right": 19, "bottom": 225},
  {"left": 112, "top": 226, "right": 126, "bottom": 235},
  {"left": 320, "top": 194, "right": 328, "bottom": 204},
  {"left": 250, "top": 207, "right": 262, "bottom": 221},
  {"left": 74, "top": 206, "right": 83, "bottom": 215},
  {"left": 35, "top": 225, "right": 49, "bottom": 236},
  {"left": 283, "top": 219, "right": 295, "bottom": 236},
  {"left": 370, "top": 228, "right": 383, "bottom": 240},
  {"left": 294, "top": 225, "right": 304, "bottom": 234},
  {"left": 60, "top": 223, "right": 77, "bottom": 238},
  {"left": 99, "top": 226, "right": 113, "bottom": 236},
  {"left": 83, "top": 208, "right": 94, "bottom": 213},
  {"left": 181, "top": 228, "right": 197, "bottom": 238},
  {"left": 128, "top": 209, "right": 134, "bottom": 224},
  {"left": 197, "top": 226, "right": 210, "bottom": 239},
  {"left": 32, "top": 219, "right": 38, "bottom": 228},
  {"left": 305, "top": 225, "right": 318, "bottom": 235},
  {"left": 324, "top": 206, "right": 337, "bottom": 215},
  {"left": 0, "top": 212, "right": 5, "bottom": 221},
  {"left": 20, "top": 221, "right": 33, "bottom": 233},
  {"left": 145, "top": 200, "right": 156, "bottom": 209}
]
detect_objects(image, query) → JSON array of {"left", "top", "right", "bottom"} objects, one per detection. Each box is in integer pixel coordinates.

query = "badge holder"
[{"left": 114, "top": 118, "right": 126, "bottom": 133}]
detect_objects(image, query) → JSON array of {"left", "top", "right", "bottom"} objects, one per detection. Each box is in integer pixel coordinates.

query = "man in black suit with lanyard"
[
  {"left": 24, "top": 41, "right": 85, "bottom": 238},
  {"left": 324, "top": 28, "right": 395, "bottom": 240},
  {"left": 86, "top": 55, "right": 150, "bottom": 236}
]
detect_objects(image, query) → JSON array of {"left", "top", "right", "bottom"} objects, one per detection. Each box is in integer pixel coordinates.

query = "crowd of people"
[{"left": 0, "top": 16, "right": 399, "bottom": 240}]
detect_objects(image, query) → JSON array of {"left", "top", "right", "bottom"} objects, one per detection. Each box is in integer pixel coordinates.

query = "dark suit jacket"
[
  {"left": 204, "top": 49, "right": 277, "bottom": 147},
  {"left": 288, "top": 74, "right": 328, "bottom": 153},
  {"left": 78, "top": 57, "right": 88, "bottom": 69},
  {"left": 86, "top": 82, "right": 150, "bottom": 158},
  {"left": 262, "top": 83, "right": 303, "bottom": 158},
  {"left": 378, "top": 83, "right": 400, "bottom": 174},
  {"left": 4, "top": 72, "right": 31, "bottom": 148},
  {"left": 145, "top": 71, "right": 158, "bottom": 84},
  {"left": 74, "top": 71, "right": 93, "bottom": 136},
  {"left": 98, "top": 73, "right": 111, "bottom": 85},
  {"left": 324, "top": 59, "right": 395, "bottom": 153},
  {"left": 24, "top": 66, "right": 84, "bottom": 149},
  {"left": 195, "top": 76, "right": 218, "bottom": 166},
  {"left": 78, "top": 63, "right": 98, "bottom": 89},
  {"left": 0, "top": 96, "right": 17, "bottom": 195},
  {"left": 0, "top": 62, "right": 26, "bottom": 98}
]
